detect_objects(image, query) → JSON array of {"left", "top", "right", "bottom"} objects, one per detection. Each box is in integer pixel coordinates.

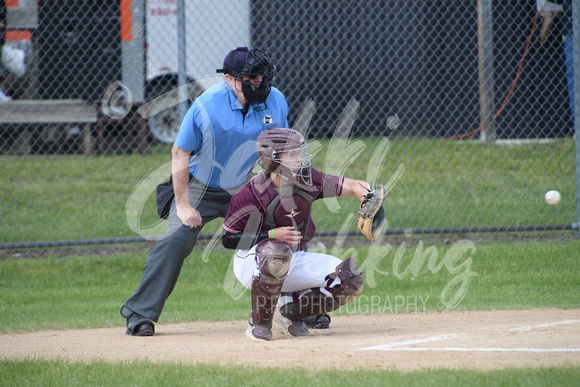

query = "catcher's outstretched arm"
[{"left": 340, "top": 178, "right": 371, "bottom": 202}]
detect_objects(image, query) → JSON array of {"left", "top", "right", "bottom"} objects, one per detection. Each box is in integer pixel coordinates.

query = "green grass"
[
  {"left": 1, "top": 241, "right": 579, "bottom": 333},
  {"left": 2, "top": 144, "right": 173, "bottom": 242},
  {"left": 1, "top": 137, "right": 576, "bottom": 243},
  {"left": 1, "top": 240, "right": 579, "bottom": 384},
  {"left": 1, "top": 359, "right": 578, "bottom": 386}
]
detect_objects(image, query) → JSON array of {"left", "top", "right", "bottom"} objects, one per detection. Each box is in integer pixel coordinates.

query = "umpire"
[{"left": 120, "top": 47, "right": 289, "bottom": 336}]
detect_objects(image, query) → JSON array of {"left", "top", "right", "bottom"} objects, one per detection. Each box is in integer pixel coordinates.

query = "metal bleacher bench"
[
  {"left": 0, "top": 99, "right": 97, "bottom": 155},
  {"left": 0, "top": 99, "right": 148, "bottom": 155}
]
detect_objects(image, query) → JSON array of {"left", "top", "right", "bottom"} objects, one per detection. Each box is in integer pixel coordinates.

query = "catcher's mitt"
[{"left": 356, "top": 185, "right": 387, "bottom": 240}]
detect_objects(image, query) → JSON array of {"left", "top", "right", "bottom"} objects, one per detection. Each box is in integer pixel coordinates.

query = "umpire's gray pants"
[{"left": 121, "top": 180, "right": 234, "bottom": 322}]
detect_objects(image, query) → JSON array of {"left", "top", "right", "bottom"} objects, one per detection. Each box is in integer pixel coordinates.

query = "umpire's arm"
[{"left": 171, "top": 144, "right": 202, "bottom": 228}]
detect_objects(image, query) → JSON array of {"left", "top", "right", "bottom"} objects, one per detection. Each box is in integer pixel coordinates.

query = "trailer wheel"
[
  {"left": 144, "top": 74, "right": 221, "bottom": 144},
  {"left": 145, "top": 74, "right": 188, "bottom": 144}
]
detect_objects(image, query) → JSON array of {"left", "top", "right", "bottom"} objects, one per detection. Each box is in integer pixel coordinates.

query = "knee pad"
[
  {"left": 329, "top": 257, "right": 364, "bottom": 300},
  {"left": 256, "top": 238, "right": 292, "bottom": 285}
]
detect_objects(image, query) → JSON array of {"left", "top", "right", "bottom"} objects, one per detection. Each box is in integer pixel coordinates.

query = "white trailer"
[
  {"left": 144, "top": 0, "right": 251, "bottom": 143},
  {"left": 4, "top": 0, "right": 251, "bottom": 144}
]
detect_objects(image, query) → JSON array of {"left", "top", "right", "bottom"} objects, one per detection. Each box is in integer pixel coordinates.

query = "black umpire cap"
[{"left": 216, "top": 47, "right": 250, "bottom": 76}]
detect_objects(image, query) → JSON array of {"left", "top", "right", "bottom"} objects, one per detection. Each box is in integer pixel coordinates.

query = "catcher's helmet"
[
  {"left": 216, "top": 47, "right": 276, "bottom": 108},
  {"left": 257, "top": 128, "right": 312, "bottom": 187}
]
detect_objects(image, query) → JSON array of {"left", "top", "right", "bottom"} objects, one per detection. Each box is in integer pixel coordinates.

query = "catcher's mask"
[
  {"left": 257, "top": 128, "right": 313, "bottom": 187},
  {"left": 216, "top": 47, "right": 276, "bottom": 110}
]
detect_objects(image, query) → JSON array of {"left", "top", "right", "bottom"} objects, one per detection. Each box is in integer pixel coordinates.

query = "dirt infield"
[{"left": 1, "top": 309, "right": 579, "bottom": 371}]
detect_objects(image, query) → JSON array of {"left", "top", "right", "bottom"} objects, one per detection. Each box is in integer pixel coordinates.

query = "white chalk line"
[
  {"left": 509, "top": 319, "right": 580, "bottom": 332},
  {"left": 361, "top": 347, "right": 580, "bottom": 353},
  {"left": 360, "top": 334, "right": 460, "bottom": 350},
  {"left": 360, "top": 319, "right": 580, "bottom": 352}
]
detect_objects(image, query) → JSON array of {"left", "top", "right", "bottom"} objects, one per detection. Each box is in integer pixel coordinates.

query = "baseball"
[{"left": 544, "top": 190, "right": 561, "bottom": 205}]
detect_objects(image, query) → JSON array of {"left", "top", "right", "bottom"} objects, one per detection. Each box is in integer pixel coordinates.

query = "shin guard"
[
  {"left": 248, "top": 239, "right": 292, "bottom": 339},
  {"left": 280, "top": 257, "right": 364, "bottom": 321}
]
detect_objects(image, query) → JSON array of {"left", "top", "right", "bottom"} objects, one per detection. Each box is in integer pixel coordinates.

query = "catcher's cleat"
[
  {"left": 126, "top": 313, "right": 155, "bottom": 336},
  {"left": 304, "top": 314, "right": 331, "bottom": 329},
  {"left": 274, "top": 304, "right": 310, "bottom": 337},
  {"left": 246, "top": 320, "right": 273, "bottom": 341}
]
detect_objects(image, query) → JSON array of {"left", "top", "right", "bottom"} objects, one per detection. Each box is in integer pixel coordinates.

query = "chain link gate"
[{"left": 0, "top": 0, "right": 577, "bottom": 248}]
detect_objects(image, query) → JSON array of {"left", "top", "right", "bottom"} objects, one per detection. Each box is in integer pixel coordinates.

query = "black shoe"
[
  {"left": 304, "top": 314, "right": 331, "bottom": 329},
  {"left": 126, "top": 313, "right": 155, "bottom": 336}
]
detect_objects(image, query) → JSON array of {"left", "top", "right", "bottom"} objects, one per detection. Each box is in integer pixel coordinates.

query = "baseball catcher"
[
  {"left": 356, "top": 185, "right": 387, "bottom": 240},
  {"left": 222, "top": 128, "right": 370, "bottom": 341}
]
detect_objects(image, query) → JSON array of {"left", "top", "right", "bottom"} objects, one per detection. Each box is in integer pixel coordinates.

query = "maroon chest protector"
[{"left": 250, "top": 173, "right": 315, "bottom": 245}]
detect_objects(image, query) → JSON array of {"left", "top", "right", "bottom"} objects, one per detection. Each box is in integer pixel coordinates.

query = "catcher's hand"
[{"left": 356, "top": 185, "right": 387, "bottom": 240}]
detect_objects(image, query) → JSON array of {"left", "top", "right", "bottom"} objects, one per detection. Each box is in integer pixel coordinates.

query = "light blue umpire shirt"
[{"left": 175, "top": 81, "right": 289, "bottom": 191}]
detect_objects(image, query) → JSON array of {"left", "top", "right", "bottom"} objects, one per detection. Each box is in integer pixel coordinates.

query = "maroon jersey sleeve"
[
  {"left": 310, "top": 168, "right": 344, "bottom": 199},
  {"left": 223, "top": 186, "right": 265, "bottom": 235}
]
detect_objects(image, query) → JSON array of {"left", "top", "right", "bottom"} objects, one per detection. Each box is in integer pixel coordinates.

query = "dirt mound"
[{"left": 2, "top": 309, "right": 580, "bottom": 370}]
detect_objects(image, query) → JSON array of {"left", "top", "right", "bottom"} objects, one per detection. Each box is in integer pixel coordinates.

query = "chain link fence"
[{"left": 1, "top": 0, "right": 578, "bottom": 248}]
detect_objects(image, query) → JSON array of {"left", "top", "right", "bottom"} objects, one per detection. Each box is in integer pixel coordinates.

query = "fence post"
[
  {"left": 177, "top": 0, "right": 188, "bottom": 122},
  {"left": 477, "top": 0, "right": 496, "bottom": 142},
  {"left": 121, "top": 0, "right": 145, "bottom": 104},
  {"left": 573, "top": 0, "right": 580, "bottom": 239}
]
